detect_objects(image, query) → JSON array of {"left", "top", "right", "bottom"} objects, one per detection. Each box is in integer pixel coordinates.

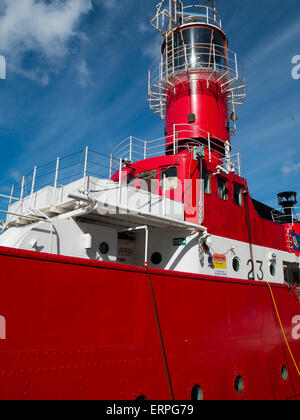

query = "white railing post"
[
  {"left": 118, "top": 158, "right": 122, "bottom": 206},
  {"left": 163, "top": 173, "right": 166, "bottom": 216},
  {"left": 129, "top": 136, "right": 133, "bottom": 162},
  {"left": 208, "top": 133, "right": 212, "bottom": 163},
  {"left": 52, "top": 157, "right": 60, "bottom": 208},
  {"left": 235, "top": 52, "right": 239, "bottom": 78},
  {"left": 20, "top": 176, "right": 25, "bottom": 201},
  {"left": 6, "top": 185, "right": 14, "bottom": 223},
  {"left": 144, "top": 226, "right": 149, "bottom": 263},
  {"left": 148, "top": 69, "right": 151, "bottom": 95},
  {"left": 20, "top": 176, "right": 25, "bottom": 216},
  {"left": 224, "top": 141, "right": 231, "bottom": 172},
  {"left": 144, "top": 141, "right": 147, "bottom": 160},
  {"left": 173, "top": 125, "right": 176, "bottom": 155},
  {"left": 83, "top": 146, "right": 89, "bottom": 192},
  {"left": 30, "top": 166, "right": 37, "bottom": 207},
  {"left": 109, "top": 154, "right": 113, "bottom": 179},
  {"left": 237, "top": 153, "right": 241, "bottom": 176},
  {"left": 213, "top": 44, "right": 216, "bottom": 71}
]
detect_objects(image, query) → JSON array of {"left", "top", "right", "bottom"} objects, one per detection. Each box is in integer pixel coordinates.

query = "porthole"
[
  {"left": 99, "top": 242, "right": 109, "bottom": 255},
  {"left": 270, "top": 263, "right": 276, "bottom": 277},
  {"left": 136, "top": 395, "right": 147, "bottom": 401},
  {"left": 232, "top": 257, "right": 240, "bottom": 272},
  {"left": 191, "top": 385, "right": 203, "bottom": 401},
  {"left": 281, "top": 366, "right": 288, "bottom": 381},
  {"left": 151, "top": 252, "right": 162, "bottom": 265},
  {"left": 235, "top": 376, "right": 244, "bottom": 395}
]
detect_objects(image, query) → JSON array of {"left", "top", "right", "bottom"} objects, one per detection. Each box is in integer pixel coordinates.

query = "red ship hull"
[{"left": 0, "top": 246, "right": 300, "bottom": 400}]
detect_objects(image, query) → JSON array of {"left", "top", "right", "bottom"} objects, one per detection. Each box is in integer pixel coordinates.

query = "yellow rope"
[{"left": 261, "top": 279, "right": 300, "bottom": 377}]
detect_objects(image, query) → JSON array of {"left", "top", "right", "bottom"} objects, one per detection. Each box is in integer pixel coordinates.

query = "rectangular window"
[
  {"left": 137, "top": 170, "right": 157, "bottom": 193},
  {"left": 127, "top": 174, "right": 135, "bottom": 186},
  {"left": 233, "top": 184, "right": 242, "bottom": 206},
  {"left": 161, "top": 167, "right": 178, "bottom": 191},
  {"left": 218, "top": 178, "right": 228, "bottom": 201},
  {"left": 202, "top": 170, "right": 211, "bottom": 194}
]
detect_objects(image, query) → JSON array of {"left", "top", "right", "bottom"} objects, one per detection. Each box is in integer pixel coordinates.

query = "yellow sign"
[{"left": 213, "top": 254, "right": 227, "bottom": 272}]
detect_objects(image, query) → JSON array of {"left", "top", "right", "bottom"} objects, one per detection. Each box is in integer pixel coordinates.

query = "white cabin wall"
[
  {"left": 0, "top": 215, "right": 297, "bottom": 286},
  {"left": 0, "top": 218, "right": 118, "bottom": 263}
]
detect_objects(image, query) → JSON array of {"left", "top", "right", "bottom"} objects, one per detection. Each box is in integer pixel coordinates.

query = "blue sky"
[{"left": 0, "top": 0, "right": 299, "bottom": 210}]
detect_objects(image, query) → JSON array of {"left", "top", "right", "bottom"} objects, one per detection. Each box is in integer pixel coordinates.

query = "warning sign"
[{"left": 213, "top": 254, "right": 227, "bottom": 276}]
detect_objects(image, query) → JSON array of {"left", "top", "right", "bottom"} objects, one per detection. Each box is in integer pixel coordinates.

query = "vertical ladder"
[{"left": 285, "top": 224, "right": 294, "bottom": 253}]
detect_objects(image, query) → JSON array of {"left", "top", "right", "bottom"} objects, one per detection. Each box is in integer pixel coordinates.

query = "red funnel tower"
[{"left": 148, "top": 0, "right": 246, "bottom": 163}]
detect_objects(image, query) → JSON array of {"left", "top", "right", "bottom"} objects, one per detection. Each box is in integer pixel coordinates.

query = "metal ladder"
[{"left": 285, "top": 224, "right": 294, "bottom": 253}]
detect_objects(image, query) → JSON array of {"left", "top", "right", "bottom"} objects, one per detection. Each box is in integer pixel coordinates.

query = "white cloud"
[
  {"left": 247, "top": 18, "right": 300, "bottom": 65},
  {"left": 77, "top": 59, "right": 92, "bottom": 87},
  {"left": 97, "top": 0, "right": 117, "bottom": 9},
  {"left": 0, "top": 0, "right": 93, "bottom": 82},
  {"left": 281, "top": 161, "right": 300, "bottom": 175},
  {"left": 143, "top": 33, "right": 162, "bottom": 60},
  {"left": 10, "top": 169, "right": 21, "bottom": 182},
  {"left": 138, "top": 22, "right": 151, "bottom": 34}
]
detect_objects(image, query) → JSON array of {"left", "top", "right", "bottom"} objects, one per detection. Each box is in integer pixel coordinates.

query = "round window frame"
[
  {"left": 190, "top": 384, "right": 204, "bottom": 401},
  {"left": 270, "top": 263, "right": 276, "bottom": 277},
  {"left": 281, "top": 365, "right": 288, "bottom": 382},
  {"left": 234, "top": 375, "right": 245, "bottom": 395},
  {"left": 99, "top": 242, "right": 109, "bottom": 255},
  {"left": 151, "top": 252, "right": 162, "bottom": 265},
  {"left": 232, "top": 257, "right": 241, "bottom": 272}
]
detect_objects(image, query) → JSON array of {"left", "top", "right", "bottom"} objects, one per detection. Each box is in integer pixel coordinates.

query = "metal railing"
[
  {"left": 148, "top": 42, "right": 246, "bottom": 119},
  {"left": 0, "top": 128, "right": 242, "bottom": 227},
  {"left": 271, "top": 208, "right": 300, "bottom": 224},
  {"left": 180, "top": 5, "right": 222, "bottom": 29},
  {"left": 0, "top": 147, "right": 118, "bottom": 226},
  {"left": 151, "top": 2, "right": 222, "bottom": 35},
  {"left": 109, "top": 125, "right": 242, "bottom": 177}
]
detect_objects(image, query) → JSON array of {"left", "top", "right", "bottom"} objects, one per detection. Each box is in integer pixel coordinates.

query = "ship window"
[
  {"left": 235, "top": 376, "right": 244, "bottom": 394},
  {"left": 233, "top": 184, "right": 242, "bottom": 206},
  {"left": 161, "top": 167, "right": 178, "bottom": 191},
  {"left": 232, "top": 257, "right": 240, "bottom": 272},
  {"left": 181, "top": 27, "right": 226, "bottom": 70},
  {"left": 191, "top": 385, "right": 203, "bottom": 401},
  {"left": 127, "top": 174, "right": 135, "bottom": 186},
  {"left": 281, "top": 366, "right": 288, "bottom": 381},
  {"left": 99, "top": 242, "right": 109, "bottom": 255},
  {"left": 168, "top": 28, "right": 226, "bottom": 75},
  {"left": 218, "top": 178, "right": 228, "bottom": 201},
  {"left": 137, "top": 170, "right": 157, "bottom": 193},
  {"left": 151, "top": 252, "right": 162, "bottom": 265},
  {"left": 270, "top": 263, "right": 276, "bottom": 277},
  {"left": 202, "top": 170, "right": 211, "bottom": 194}
]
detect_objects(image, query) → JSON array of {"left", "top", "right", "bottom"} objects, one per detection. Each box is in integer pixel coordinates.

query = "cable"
[
  {"left": 144, "top": 262, "right": 175, "bottom": 400},
  {"left": 260, "top": 278, "right": 300, "bottom": 378}
]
